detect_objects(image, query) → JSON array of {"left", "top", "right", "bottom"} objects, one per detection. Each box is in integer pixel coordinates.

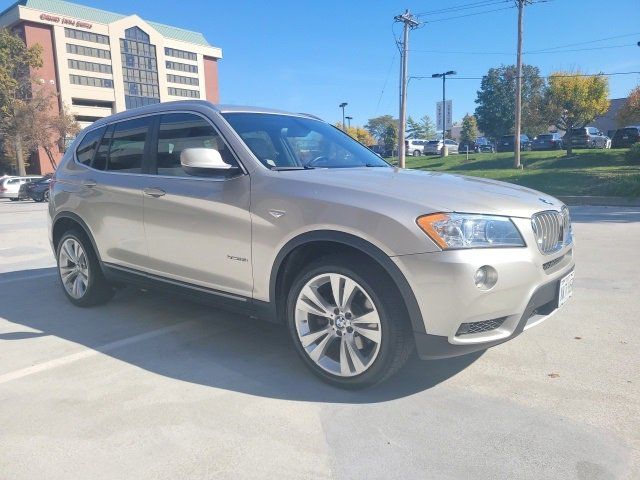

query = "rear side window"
[
  {"left": 76, "top": 127, "right": 105, "bottom": 166},
  {"left": 107, "top": 117, "right": 153, "bottom": 173},
  {"left": 155, "top": 113, "right": 237, "bottom": 176},
  {"left": 92, "top": 124, "right": 114, "bottom": 171}
]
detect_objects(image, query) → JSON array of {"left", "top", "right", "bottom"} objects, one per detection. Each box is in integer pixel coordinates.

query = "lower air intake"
[{"left": 456, "top": 317, "right": 507, "bottom": 336}]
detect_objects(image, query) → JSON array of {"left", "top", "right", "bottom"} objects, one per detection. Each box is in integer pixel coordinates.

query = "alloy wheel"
[
  {"left": 58, "top": 238, "right": 89, "bottom": 299},
  {"left": 294, "top": 273, "right": 382, "bottom": 377}
]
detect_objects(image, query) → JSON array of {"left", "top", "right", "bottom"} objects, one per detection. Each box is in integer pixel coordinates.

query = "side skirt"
[{"left": 102, "top": 263, "right": 278, "bottom": 323}]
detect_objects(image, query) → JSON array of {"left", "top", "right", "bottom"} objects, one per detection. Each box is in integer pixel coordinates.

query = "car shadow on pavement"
[{"left": 0, "top": 267, "right": 482, "bottom": 403}]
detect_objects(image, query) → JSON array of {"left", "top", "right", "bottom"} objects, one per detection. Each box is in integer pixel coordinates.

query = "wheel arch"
[
  {"left": 269, "top": 230, "right": 426, "bottom": 333},
  {"left": 52, "top": 212, "right": 103, "bottom": 265}
]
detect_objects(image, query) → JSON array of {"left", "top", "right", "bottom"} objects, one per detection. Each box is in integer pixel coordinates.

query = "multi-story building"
[{"left": 0, "top": 0, "right": 222, "bottom": 174}]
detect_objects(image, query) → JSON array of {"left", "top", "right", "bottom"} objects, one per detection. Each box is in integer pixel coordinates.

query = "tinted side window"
[
  {"left": 92, "top": 124, "right": 114, "bottom": 171},
  {"left": 107, "top": 117, "right": 152, "bottom": 173},
  {"left": 155, "top": 113, "right": 237, "bottom": 177},
  {"left": 76, "top": 127, "right": 105, "bottom": 165}
]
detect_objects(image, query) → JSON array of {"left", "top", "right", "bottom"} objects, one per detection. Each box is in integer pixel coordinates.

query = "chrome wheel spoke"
[
  {"left": 299, "top": 285, "right": 332, "bottom": 317},
  {"left": 352, "top": 324, "right": 381, "bottom": 344},
  {"left": 340, "top": 278, "right": 358, "bottom": 311},
  {"left": 300, "top": 327, "right": 332, "bottom": 348},
  {"left": 307, "top": 332, "right": 334, "bottom": 362},
  {"left": 351, "top": 310, "right": 379, "bottom": 326},
  {"left": 344, "top": 336, "right": 366, "bottom": 374}
]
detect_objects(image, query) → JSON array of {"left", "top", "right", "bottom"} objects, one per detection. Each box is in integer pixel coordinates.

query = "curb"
[{"left": 558, "top": 196, "right": 640, "bottom": 207}]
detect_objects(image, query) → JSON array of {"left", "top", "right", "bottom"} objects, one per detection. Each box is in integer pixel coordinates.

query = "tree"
[
  {"left": 617, "top": 85, "right": 640, "bottom": 127},
  {"left": 365, "top": 115, "right": 398, "bottom": 145},
  {"left": 336, "top": 123, "right": 376, "bottom": 146},
  {"left": 474, "top": 64, "right": 547, "bottom": 140},
  {"left": 545, "top": 71, "right": 609, "bottom": 155},
  {"left": 0, "top": 28, "right": 43, "bottom": 175},
  {"left": 383, "top": 124, "right": 397, "bottom": 156},
  {"left": 406, "top": 115, "right": 436, "bottom": 139},
  {"left": 460, "top": 114, "right": 479, "bottom": 146}
]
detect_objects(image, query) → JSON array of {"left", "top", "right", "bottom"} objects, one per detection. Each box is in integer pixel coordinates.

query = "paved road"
[{"left": 0, "top": 199, "right": 638, "bottom": 479}]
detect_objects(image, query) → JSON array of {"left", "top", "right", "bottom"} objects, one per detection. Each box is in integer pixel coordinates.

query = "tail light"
[{"left": 0, "top": 186, "right": 5, "bottom": 193}]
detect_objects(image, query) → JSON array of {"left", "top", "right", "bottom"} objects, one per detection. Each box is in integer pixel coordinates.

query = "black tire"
[
  {"left": 56, "top": 229, "right": 114, "bottom": 307},
  {"left": 412, "top": 150, "right": 420, "bottom": 157},
  {"left": 33, "top": 195, "right": 44, "bottom": 203},
  {"left": 44, "top": 190, "right": 50, "bottom": 202},
  {"left": 10, "top": 197, "right": 19, "bottom": 201},
  {"left": 286, "top": 254, "right": 414, "bottom": 389}
]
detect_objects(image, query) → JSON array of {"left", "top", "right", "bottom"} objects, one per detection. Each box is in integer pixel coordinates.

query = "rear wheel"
[
  {"left": 286, "top": 255, "right": 413, "bottom": 388},
  {"left": 10, "top": 197, "right": 19, "bottom": 201},
  {"left": 412, "top": 150, "right": 420, "bottom": 157},
  {"left": 56, "top": 230, "right": 114, "bottom": 307}
]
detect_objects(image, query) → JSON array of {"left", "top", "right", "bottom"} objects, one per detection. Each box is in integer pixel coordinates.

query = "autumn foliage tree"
[
  {"left": 545, "top": 71, "right": 609, "bottom": 155},
  {"left": 336, "top": 123, "right": 376, "bottom": 146},
  {"left": 460, "top": 114, "right": 479, "bottom": 146},
  {"left": 617, "top": 85, "right": 640, "bottom": 127}
]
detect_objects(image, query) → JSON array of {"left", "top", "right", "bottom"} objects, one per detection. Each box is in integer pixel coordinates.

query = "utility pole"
[
  {"left": 394, "top": 10, "right": 419, "bottom": 168},
  {"left": 339, "top": 102, "right": 348, "bottom": 131},
  {"left": 514, "top": 0, "right": 531, "bottom": 169}
]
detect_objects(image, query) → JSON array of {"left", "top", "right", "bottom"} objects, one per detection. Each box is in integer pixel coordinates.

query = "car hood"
[{"left": 287, "top": 167, "right": 562, "bottom": 218}]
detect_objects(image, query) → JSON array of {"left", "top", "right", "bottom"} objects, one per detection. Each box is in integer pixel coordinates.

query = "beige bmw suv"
[{"left": 49, "top": 101, "right": 575, "bottom": 388}]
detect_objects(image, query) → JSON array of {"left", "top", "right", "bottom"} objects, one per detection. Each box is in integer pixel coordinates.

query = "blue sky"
[{"left": 47, "top": 0, "right": 640, "bottom": 126}]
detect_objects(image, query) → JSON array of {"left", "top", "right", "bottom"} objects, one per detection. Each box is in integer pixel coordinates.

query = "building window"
[
  {"left": 70, "top": 74, "right": 113, "bottom": 88},
  {"left": 120, "top": 27, "right": 160, "bottom": 110},
  {"left": 64, "top": 27, "right": 109, "bottom": 45},
  {"left": 68, "top": 59, "right": 112, "bottom": 74},
  {"left": 66, "top": 43, "right": 111, "bottom": 59},
  {"left": 166, "top": 61, "right": 198, "bottom": 74},
  {"left": 167, "top": 74, "right": 199, "bottom": 86},
  {"left": 164, "top": 47, "right": 197, "bottom": 61},
  {"left": 168, "top": 87, "right": 200, "bottom": 98}
]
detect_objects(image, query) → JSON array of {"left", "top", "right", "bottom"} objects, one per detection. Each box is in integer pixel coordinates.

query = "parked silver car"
[
  {"left": 423, "top": 139, "right": 459, "bottom": 155},
  {"left": 48, "top": 101, "right": 575, "bottom": 388},
  {"left": 0, "top": 176, "right": 41, "bottom": 201}
]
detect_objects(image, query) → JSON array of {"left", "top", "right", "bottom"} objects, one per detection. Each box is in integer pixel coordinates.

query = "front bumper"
[{"left": 392, "top": 217, "right": 575, "bottom": 359}]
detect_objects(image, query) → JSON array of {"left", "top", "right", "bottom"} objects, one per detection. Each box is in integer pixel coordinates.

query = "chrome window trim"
[{"left": 72, "top": 110, "right": 249, "bottom": 178}]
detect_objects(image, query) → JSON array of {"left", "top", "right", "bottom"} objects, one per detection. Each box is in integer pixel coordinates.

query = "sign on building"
[{"left": 436, "top": 100, "right": 453, "bottom": 132}]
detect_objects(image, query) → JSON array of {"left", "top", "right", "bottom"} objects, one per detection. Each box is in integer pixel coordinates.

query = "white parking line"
[{"left": 0, "top": 319, "right": 202, "bottom": 385}]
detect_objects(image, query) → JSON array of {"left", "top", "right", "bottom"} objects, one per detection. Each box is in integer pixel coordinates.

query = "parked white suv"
[
  {"left": 405, "top": 139, "right": 429, "bottom": 156},
  {"left": 48, "top": 101, "right": 575, "bottom": 388},
  {"left": 0, "top": 176, "right": 40, "bottom": 201}
]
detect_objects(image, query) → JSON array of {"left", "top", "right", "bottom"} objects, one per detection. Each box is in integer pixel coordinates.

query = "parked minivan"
[
  {"left": 405, "top": 139, "right": 428, "bottom": 156},
  {"left": 564, "top": 127, "right": 610, "bottom": 149},
  {"left": 48, "top": 101, "right": 575, "bottom": 388}
]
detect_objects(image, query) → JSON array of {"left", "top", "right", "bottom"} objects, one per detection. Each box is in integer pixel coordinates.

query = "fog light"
[{"left": 474, "top": 265, "right": 498, "bottom": 290}]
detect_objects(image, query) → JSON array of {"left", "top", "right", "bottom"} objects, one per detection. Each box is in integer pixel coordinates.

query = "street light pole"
[
  {"left": 339, "top": 102, "right": 348, "bottom": 131},
  {"left": 345, "top": 116, "right": 353, "bottom": 129},
  {"left": 432, "top": 71, "right": 456, "bottom": 156}
]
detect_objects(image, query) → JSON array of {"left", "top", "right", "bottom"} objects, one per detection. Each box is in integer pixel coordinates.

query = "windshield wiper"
[{"left": 270, "top": 165, "right": 315, "bottom": 171}]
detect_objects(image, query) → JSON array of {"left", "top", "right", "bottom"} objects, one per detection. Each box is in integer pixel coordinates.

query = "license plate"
[{"left": 558, "top": 271, "right": 574, "bottom": 308}]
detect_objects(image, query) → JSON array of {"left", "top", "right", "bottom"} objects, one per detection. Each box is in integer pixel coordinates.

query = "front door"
[{"left": 142, "top": 112, "right": 253, "bottom": 298}]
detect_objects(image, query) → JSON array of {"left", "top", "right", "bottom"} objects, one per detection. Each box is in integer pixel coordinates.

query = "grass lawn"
[{"left": 387, "top": 149, "right": 640, "bottom": 197}]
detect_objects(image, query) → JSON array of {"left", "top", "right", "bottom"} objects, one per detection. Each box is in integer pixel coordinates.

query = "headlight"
[{"left": 417, "top": 213, "right": 525, "bottom": 249}]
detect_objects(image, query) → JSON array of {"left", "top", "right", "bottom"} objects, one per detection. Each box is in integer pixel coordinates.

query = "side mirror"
[{"left": 180, "top": 148, "right": 237, "bottom": 175}]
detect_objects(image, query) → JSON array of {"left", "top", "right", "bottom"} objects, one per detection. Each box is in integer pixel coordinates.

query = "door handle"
[
  {"left": 143, "top": 187, "right": 166, "bottom": 198},
  {"left": 82, "top": 179, "right": 97, "bottom": 188}
]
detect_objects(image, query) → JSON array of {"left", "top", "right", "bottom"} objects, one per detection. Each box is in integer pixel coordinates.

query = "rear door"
[
  {"left": 142, "top": 112, "right": 253, "bottom": 298},
  {"left": 75, "top": 116, "right": 153, "bottom": 269}
]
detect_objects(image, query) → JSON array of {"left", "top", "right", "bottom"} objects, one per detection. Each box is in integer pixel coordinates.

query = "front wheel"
[
  {"left": 286, "top": 255, "right": 413, "bottom": 388},
  {"left": 412, "top": 150, "right": 420, "bottom": 157}
]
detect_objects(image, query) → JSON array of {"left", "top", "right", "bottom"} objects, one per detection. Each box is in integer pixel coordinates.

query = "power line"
[
  {"left": 409, "top": 43, "right": 637, "bottom": 55},
  {"left": 415, "top": 0, "right": 508, "bottom": 17},
  {"left": 374, "top": 51, "right": 397, "bottom": 115},
  {"left": 409, "top": 71, "right": 640, "bottom": 80},
  {"left": 527, "top": 31, "right": 640, "bottom": 52},
  {"left": 420, "top": 5, "right": 515, "bottom": 23}
]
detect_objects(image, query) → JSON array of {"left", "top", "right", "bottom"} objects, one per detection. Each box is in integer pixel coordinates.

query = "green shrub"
[{"left": 626, "top": 143, "right": 640, "bottom": 165}]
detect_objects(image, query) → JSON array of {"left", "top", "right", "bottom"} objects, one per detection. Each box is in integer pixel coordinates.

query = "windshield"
[
  {"left": 537, "top": 134, "right": 552, "bottom": 140},
  {"left": 222, "top": 113, "right": 389, "bottom": 169}
]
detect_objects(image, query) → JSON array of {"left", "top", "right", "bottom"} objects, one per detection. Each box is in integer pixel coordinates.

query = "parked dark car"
[
  {"left": 563, "top": 127, "right": 609, "bottom": 149},
  {"left": 18, "top": 175, "right": 51, "bottom": 202},
  {"left": 612, "top": 126, "right": 640, "bottom": 148},
  {"left": 475, "top": 137, "right": 495, "bottom": 153},
  {"left": 532, "top": 133, "right": 563, "bottom": 151},
  {"left": 368, "top": 144, "right": 393, "bottom": 157},
  {"left": 497, "top": 134, "right": 532, "bottom": 152}
]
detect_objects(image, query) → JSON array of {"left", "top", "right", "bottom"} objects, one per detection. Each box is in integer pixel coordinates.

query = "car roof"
[{"left": 87, "top": 100, "right": 321, "bottom": 131}]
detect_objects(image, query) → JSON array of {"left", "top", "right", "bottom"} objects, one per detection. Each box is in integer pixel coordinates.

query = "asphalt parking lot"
[{"left": 0, "top": 199, "right": 638, "bottom": 479}]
